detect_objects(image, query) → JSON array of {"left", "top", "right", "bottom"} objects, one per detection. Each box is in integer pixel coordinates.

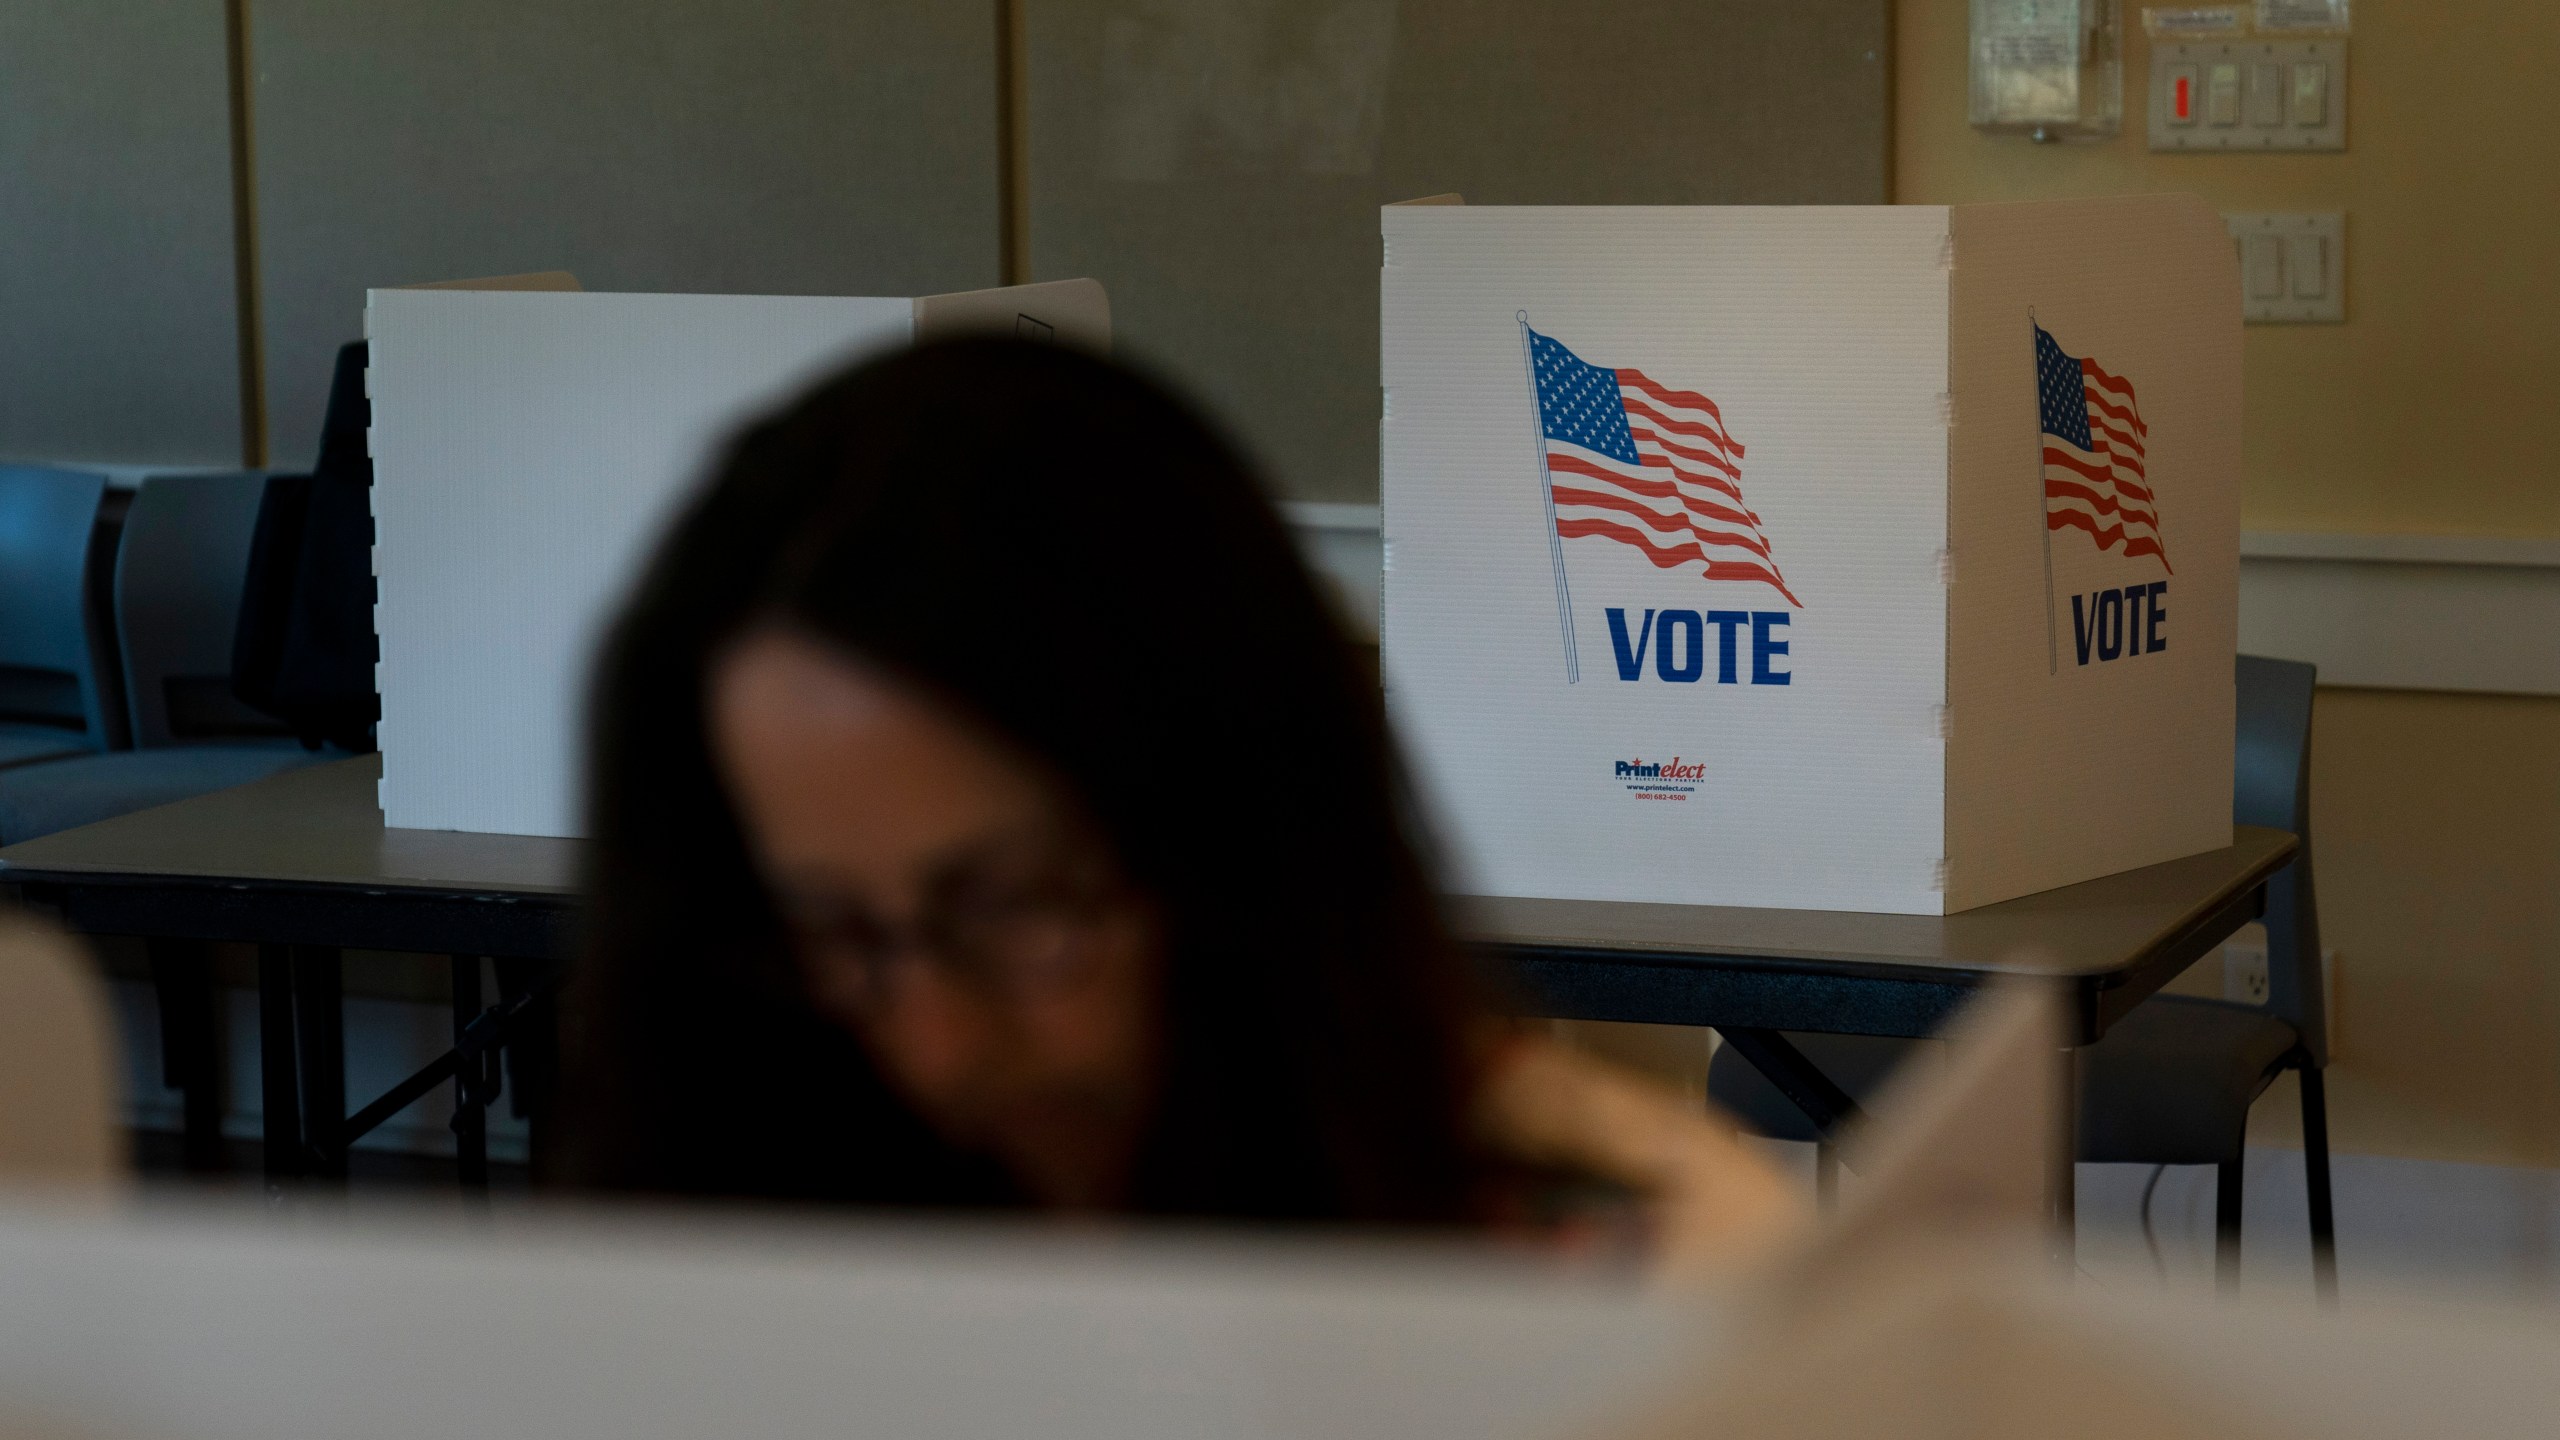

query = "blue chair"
[
  {"left": 1706, "top": 656, "right": 2337, "bottom": 1299},
  {"left": 0, "top": 467, "right": 119, "bottom": 770},
  {"left": 230, "top": 341, "right": 379, "bottom": 754},
  {"left": 0, "top": 474, "right": 331, "bottom": 846}
]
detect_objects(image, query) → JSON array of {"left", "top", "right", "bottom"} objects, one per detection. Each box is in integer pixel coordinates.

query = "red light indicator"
[{"left": 2174, "top": 75, "right": 2192, "bottom": 120}]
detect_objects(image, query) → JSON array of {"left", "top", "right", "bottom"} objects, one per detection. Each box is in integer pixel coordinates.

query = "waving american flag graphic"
[
  {"left": 1522, "top": 323, "right": 1799, "bottom": 608},
  {"left": 2036, "top": 320, "right": 2168, "bottom": 572}
]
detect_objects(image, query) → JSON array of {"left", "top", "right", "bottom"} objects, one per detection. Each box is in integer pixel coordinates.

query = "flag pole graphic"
[
  {"left": 1518, "top": 311, "right": 1579, "bottom": 684},
  {"left": 2031, "top": 309, "right": 2058, "bottom": 676}
]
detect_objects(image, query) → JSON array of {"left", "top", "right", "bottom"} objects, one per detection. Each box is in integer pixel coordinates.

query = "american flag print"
[
  {"left": 2036, "top": 321, "right": 2169, "bottom": 572},
  {"left": 1525, "top": 326, "right": 1799, "bottom": 607}
]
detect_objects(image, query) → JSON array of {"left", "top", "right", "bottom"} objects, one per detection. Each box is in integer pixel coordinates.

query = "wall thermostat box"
[{"left": 1970, "top": 0, "right": 2124, "bottom": 141}]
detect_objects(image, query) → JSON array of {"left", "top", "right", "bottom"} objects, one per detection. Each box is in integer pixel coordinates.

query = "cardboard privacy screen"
[
  {"left": 1382, "top": 197, "right": 2237, "bottom": 914},
  {"left": 369, "top": 279, "right": 1108, "bottom": 837}
]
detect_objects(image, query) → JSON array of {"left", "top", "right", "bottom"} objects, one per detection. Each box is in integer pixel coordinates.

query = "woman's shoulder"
[{"left": 1473, "top": 1034, "right": 1808, "bottom": 1283}]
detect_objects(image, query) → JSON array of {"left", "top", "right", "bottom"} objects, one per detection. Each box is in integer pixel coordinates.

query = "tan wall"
[
  {"left": 1904, "top": 1, "right": 2560, "bottom": 1169},
  {"left": 1894, "top": 0, "right": 2560, "bottom": 538},
  {"left": 1577, "top": 6, "right": 2560, "bottom": 1173},
  {"left": 1582, "top": 683, "right": 2560, "bottom": 1171},
  {"left": 2246, "top": 689, "right": 2560, "bottom": 1167}
]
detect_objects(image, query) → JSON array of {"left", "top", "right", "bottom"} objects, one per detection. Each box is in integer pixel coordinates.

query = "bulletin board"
[
  {"left": 248, "top": 0, "right": 1006, "bottom": 469},
  {"left": 0, "top": 0, "right": 245, "bottom": 467},
  {"left": 1023, "top": 0, "right": 1893, "bottom": 502}
]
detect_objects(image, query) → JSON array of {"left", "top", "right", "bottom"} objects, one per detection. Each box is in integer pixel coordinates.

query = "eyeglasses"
[{"left": 779, "top": 855, "right": 1137, "bottom": 1011}]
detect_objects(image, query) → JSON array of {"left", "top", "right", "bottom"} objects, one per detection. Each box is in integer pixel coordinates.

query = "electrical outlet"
[
  {"left": 2217, "top": 936, "right": 2340, "bottom": 1053},
  {"left": 2223, "top": 936, "right": 2271, "bottom": 1005}
]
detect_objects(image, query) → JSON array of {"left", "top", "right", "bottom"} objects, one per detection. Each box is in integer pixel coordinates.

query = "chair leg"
[
  {"left": 1814, "top": 1141, "right": 1839, "bottom": 1215},
  {"left": 2216, "top": 1151, "right": 2245, "bottom": 1294},
  {"left": 492, "top": 957, "right": 557, "bottom": 1178},
  {"left": 450, "top": 955, "right": 489, "bottom": 1191},
  {"left": 146, "top": 940, "right": 227, "bottom": 1173},
  {"left": 255, "top": 944, "right": 303, "bottom": 1186},
  {"left": 2300, "top": 1064, "right": 2339, "bottom": 1307},
  {"left": 292, "top": 948, "right": 345, "bottom": 1183}
]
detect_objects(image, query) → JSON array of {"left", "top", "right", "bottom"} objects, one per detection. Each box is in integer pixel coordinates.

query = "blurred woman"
[{"left": 567, "top": 337, "right": 1797, "bottom": 1275}]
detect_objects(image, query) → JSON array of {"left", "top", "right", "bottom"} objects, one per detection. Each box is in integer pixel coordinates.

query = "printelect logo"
[{"left": 1614, "top": 754, "right": 1703, "bottom": 802}]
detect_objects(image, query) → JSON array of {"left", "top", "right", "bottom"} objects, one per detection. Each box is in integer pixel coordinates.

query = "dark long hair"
[{"left": 566, "top": 337, "right": 1493, "bottom": 1223}]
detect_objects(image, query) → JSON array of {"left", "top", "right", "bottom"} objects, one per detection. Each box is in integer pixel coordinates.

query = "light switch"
[
  {"left": 2207, "top": 63, "right": 2243, "bottom": 126},
  {"left": 2248, "top": 62, "right": 2286, "bottom": 126},
  {"left": 2291, "top": 61, "right": 2328, "bottom": 125},
  {"left": 2152, "top": 41, "right": 2346, "bottom": 151},
  {"left": 2226, "top": 212, "right": 2345, "bottom": 322},
  {"left": 2243, "top": 233, "right": 2285, "bottom": 299},
  {"left": 2167, "top": 63, "right": 2199, "bottom": 125},
  {"left": 2289, "top": 233, "right": 2327, "bottom": 298}
]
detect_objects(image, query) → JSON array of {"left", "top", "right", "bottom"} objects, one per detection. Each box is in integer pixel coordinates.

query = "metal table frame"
[
  {"left": 5, "top": 758, "right": 2293, "bottom": 1215},
  {"left": 1487, "top": 863, "right": 2278, "bottom": 1136},
  {"left": 1, "top": 760, "right": 573, "bottom": 1186},
  {"left": 1465, "top": 828, "right": 2296, "bottom": 1226}
]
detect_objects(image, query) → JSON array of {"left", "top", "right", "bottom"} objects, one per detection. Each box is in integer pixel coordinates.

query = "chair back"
[
  {"left": 114, "top": 473, "right": 292, "bottom": 748},
  {"left": 2235, "top": 654, "right": 2326, "bottom": 1066},
  {"left": 231, "top": 341, "right": 379, "bottom": 752},
  {"left": 0, "top": 466, "right": 117, "bottom": 751}
]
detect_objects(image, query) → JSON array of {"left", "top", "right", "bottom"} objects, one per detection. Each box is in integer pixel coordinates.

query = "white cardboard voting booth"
[
  {"left": 368, "top": 277, "right": 1108, "bottom": 837},
  {"left": 1382, "top": 196, "right": 2238, "bottom": 915}
]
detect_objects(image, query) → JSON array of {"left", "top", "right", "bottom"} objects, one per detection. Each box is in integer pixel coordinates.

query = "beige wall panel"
[
  {"left": 1894, "top": 0, "right": 2560, "bottom": 539},
  {"left": 2242, "top": 690, "right": 2560, "bottom": 1170},
  {"left": 1025, "top": 1, "right": 1890, "bottom": 502},
  {"left": 0, "top": 1, "right": 243, "bottom": 466},
  {"left": 252, "top": 1, "right": 1003, "bottom": 469},
  {"left": 1896, "top": 0, "right": 2560, "bottom": 1170}
]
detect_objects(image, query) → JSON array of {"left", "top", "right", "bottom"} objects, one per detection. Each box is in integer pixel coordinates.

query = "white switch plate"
[
  {"left": 2151, "top": 38, "right": 2347, "bottom": 150},
  {"left": 2225, "top": 212, "right": 2344, "bottom": 323}
]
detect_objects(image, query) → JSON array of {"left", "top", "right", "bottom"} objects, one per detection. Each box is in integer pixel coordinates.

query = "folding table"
[{"left": 2, "top": 754, "right": 2291, "bottom": 1216}]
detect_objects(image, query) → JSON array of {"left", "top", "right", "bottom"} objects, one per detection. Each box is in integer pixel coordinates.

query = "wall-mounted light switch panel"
[
  {"left": 2152, "top": 39, "right": 2347, "bottom": 150},
  {"left": 2226, "top": 212, "right": 2344, "bottom": 322}
]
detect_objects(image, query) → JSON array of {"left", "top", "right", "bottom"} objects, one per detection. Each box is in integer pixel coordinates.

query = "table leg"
[
  {"left": 1717, "top": 1027, "right": 1871, "bottom": 1141},
  {"left": 2051, "top": 1042, "right": 2080, "bottom": 1273},
  {"left": 145, "top": 939, "right": 227, "bottom": 1173},
  {"left": 450, "top": 954, "right": 488, "bottom": 1189},
  {"left": 292, "top": 947, "right": 346, "bottom": 1182},
  {"left": 255, "top": 944, "right": 302, "bottom": 1185},
  {"left": 492, "top": 957, "right": 556, "bottom": 1177}
]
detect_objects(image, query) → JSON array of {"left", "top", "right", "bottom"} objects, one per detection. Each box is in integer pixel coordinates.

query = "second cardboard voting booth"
[
  {"left": 368, "top": 277, "right": 1108, "bottom": 838},
  {"left": 1382, "top": 195, "right": 2240, "bottom": 915}
]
